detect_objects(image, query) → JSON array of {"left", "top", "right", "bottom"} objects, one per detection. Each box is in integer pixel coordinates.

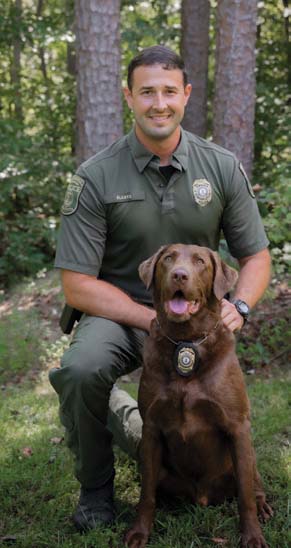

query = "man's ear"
[
  {"left": 138, "top": 246, "right": 169, "bottom": 290},
  {"left": 123, "top": 87, "right": 133, "bottom": 110},
  {"left": 184, "top": 83, "right": 192, "bottom": 106},
  {"left": 210, "top": 251, "right": 238, "bottom": 300}
]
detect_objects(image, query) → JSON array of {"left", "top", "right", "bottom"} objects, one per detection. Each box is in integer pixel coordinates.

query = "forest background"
[
  {"left": 0, "top": 2, "right": 290, "bottom": 547},
  {"left": 0, "top": 0, "right": 290, "bottom": 288}
]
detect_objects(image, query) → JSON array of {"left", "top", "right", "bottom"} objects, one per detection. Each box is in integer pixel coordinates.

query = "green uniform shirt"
[{"left": 55, "top": 128, "right": 269, "bottom": 305}]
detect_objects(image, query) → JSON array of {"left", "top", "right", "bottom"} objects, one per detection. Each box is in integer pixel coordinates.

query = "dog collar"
[{"left": 155, "top": 319, "right": 219, "bottom": 377}]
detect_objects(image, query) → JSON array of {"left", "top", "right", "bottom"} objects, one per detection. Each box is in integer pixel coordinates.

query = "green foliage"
[
  {"left": 0, "top": 0, "right": 75, "bottom": 287},
  {"left": 237, "top": 317, "right": 290, "bottom": 369},
  {"left": 258, "top": 174, "right": 291, "bottom": 274},
  {"left": 254, "top": 1, "right": 289, "bottom": 183},
  {"left": 254, "top": 2, "right": 290, "bottom": 273},
  {"left": 0, "top": 0, "right": 289, "bottom": 287},
  {"left": 0, "top": 119, "right": 74, "bottom": 286}
]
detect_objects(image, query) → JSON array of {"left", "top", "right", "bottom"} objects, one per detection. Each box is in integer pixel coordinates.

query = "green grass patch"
[
  {"left": 0, "top": 308, "right": 46, "bottom": 383},
  {"left": 0, "top": 373, "right": 290, "bottom": 547},
  {"left": 0, "top": 272, "right": 290, "bottom": 546}
]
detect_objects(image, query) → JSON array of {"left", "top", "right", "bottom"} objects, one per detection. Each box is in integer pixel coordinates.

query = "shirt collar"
[{"left": 127, "top": 126, "right": 189, "bottom": 173}]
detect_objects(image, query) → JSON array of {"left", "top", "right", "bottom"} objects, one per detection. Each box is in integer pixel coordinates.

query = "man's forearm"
[
  {"left": 221, "top": 248, "right": 271, "bottom": 332},
  {"left": 61, "top": 270, "right": 156, "bottom": 332},
  {"left": 234, "top": 248, "right": 272, "bottom": 308}
]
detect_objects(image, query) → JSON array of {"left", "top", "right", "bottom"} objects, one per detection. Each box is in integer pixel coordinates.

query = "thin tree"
[
  {"left": 75, "top": 0, "right": 123, "bottom": 163},
  {"left": 282, "top": 0, "right": 290, "bottom": 90},
  {"left": 181, "top": 0, "right": 210, "bottom": 137},
  {"left": 10, "top": 0, "right": 23, "bottom": 122},
  {"left": 213, "top": 0, "right": 257, "bottom": 177}
]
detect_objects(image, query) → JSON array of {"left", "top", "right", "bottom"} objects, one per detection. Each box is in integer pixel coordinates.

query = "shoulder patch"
[
  {"left": 61, "top": 175, "right": 85, "bottom": 215},
  {"left": 239, "top": 163, "right": 255, "bottom": 198}
]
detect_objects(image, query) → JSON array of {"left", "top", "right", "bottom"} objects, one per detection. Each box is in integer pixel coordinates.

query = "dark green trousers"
[{"left": 49, "top": 314, "right": 146, "bottom": 488}]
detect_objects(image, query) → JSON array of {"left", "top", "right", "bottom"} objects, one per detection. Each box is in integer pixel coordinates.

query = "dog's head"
[{"left": 139, "top": 244, "right": 238, "bottom": 323}]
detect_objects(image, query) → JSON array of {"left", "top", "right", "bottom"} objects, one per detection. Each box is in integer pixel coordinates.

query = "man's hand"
[{"left": 221, "top": 298, "right": 244, "bottom": 332}]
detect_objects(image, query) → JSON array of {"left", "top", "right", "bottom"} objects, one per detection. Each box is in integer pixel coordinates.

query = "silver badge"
[{"left": 192, "top": 179, "right": 212, "bottom": 207}]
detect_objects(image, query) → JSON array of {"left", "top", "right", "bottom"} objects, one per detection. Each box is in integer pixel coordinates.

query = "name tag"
[{"left": 104, "top": 191, "right": 145, "bottom": 204}]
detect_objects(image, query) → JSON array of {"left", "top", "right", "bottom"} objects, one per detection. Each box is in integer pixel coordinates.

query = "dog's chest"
[
  {"left": 152, "top": 382, "right": 232, "bottom": 476},
  {"left": 155, "top": 381, "right": 223, "bottom": 438}
]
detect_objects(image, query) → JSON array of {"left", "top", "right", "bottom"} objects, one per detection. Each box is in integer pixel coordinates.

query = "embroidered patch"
[
  {"left": 192, "top": 179, "right": 212, "bottom": 207},
  {"left": 61, "top": 175, "right": 85, "bottom": 215},
  {"left": 239, "top": 163, "right": 255, "bottom": 198}
]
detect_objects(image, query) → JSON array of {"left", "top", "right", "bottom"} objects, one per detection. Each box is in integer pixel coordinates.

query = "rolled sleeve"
[
  {"left": 55, "top": 171, "right": 107, "bottom": 276},
  {"left": 221, "top": 160, "right": 269, "bottom": 259}
]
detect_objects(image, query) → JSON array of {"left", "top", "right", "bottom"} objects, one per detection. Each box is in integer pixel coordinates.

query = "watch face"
[{"left": 239, "top": 302, "right": 249, "bottom": 314}]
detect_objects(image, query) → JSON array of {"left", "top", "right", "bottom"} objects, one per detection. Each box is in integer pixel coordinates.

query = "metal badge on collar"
[
  {"left": 192, "top": 179, "right": 212, "bottom": 207},
  {"left": 173, "top": 342, "right": 200, "bottom": 377}
]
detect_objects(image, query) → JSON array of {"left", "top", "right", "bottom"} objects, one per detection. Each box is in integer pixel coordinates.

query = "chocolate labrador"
[{"left": 125, "top": 244, "right": 272, "bottom": 548}]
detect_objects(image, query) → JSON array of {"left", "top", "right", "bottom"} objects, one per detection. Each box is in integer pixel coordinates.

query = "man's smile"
[{"left": 147, "top": 114, "right": 172, "bottom": 121}]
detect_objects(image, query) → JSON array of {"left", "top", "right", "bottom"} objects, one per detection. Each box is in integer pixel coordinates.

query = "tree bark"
[
  {"left": 181, "top": 0, "right": 210, "bottom": 137},
  {"left": 10, "top": 0, "right": 23, "bottom": 122},
  {"left": 282, "top": 0, "right": 291, "bottom": 91},
  {"left": 213, "top": 0, "right": 257, "bottom": 177},
  {"left": 75, "top": 0, "right": 123, "bottom": 163}
]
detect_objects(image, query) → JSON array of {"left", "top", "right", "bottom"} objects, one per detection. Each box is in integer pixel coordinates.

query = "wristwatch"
[{"left": 232, "top": 299, "right": 250, "bottom": 324}]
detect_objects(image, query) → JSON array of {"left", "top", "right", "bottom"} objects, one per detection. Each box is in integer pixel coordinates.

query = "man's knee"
[{"left": 60, "top": 342, "right": 118, "bottom": 389}]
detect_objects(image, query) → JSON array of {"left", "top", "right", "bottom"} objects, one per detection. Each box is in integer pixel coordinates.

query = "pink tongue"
[{"left": 169, "top": 298, "right": 188, "bottom": 315}]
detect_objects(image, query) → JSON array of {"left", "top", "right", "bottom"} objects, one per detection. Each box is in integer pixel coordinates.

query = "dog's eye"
[
  {"left": 197, "top": 258, "right": 204, "bottom": 265},
  {"left": 164, "top": 255, "right": 172, "bottom": 262}
]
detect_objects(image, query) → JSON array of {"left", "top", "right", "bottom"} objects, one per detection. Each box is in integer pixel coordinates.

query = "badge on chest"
[{"left": 173, "top": 342, "right": 200, "bottom": 377}]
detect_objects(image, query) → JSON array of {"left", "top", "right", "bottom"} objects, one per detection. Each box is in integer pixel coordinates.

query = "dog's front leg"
[
  {"left": 125, "top": 422, "right": 162, "bottom": 548},
  {"left": 231, "top": 419, "right": 268, "bottom": 548}
]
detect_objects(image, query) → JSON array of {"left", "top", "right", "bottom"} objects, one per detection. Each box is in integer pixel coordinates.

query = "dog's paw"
[
  {"left": 241, "top": 526, "right": 268, "bottom": 548},
  {"left": 124, "top": 527, "right": 149, "bottom": 548},
  {"left": 257, "top": 500, "right": 273, "bottom": 522}
]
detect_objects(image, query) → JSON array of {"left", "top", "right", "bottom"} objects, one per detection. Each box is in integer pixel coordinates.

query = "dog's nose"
[{"left": 172, "top": 268, "right": 189, "bottom": 283}]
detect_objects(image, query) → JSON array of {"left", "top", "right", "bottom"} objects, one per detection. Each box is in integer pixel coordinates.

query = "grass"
[{"left": 0, "top": 272, "right": 290, "bottom": 547}]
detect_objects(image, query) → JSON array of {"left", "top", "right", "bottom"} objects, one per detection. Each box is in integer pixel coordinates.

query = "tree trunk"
[
  {"left": 213, "top": 0, "right": 257, "bottom": 177},
  {"left": 181, "top": 0, "right": 210, "bottom": 137},
  {"left": 75, "top": 0, "right": 123, "bottom": 163},
  {"left": 282, "top": 0, "right": 291, "bottom": 91},
  {"left": 10, "top": 0, "right": 23, "bottom": 122}
]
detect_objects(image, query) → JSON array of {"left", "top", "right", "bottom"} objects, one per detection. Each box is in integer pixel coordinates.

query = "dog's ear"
[
  {"left": 210, "top": 251, "right": 238, "bottom": 300},
  {"left": 139, "top": 246, "right": 169, "bottom": 290}
]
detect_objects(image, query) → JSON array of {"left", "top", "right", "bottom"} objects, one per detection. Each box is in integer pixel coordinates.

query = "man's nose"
[{"left": 152, "top": 92, "right": 167, "bottom": 110}]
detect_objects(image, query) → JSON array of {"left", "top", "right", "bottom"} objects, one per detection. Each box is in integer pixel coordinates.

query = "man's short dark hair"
[{"left": 127, "top": 45, "right": 188, "bottom": 90}]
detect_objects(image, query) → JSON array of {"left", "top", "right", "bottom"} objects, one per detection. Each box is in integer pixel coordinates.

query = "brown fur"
[{"left": 125, "top": 244, "right": 272, "bottom": 548}]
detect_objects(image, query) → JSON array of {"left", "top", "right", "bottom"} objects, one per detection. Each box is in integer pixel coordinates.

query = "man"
[{"left": 49, "top": 45, "right": 271, "bottom": 532}]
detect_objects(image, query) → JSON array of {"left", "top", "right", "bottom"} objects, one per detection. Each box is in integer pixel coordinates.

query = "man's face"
[{"left": 124, "top": 64, "right": 192, "bottom": 143}]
